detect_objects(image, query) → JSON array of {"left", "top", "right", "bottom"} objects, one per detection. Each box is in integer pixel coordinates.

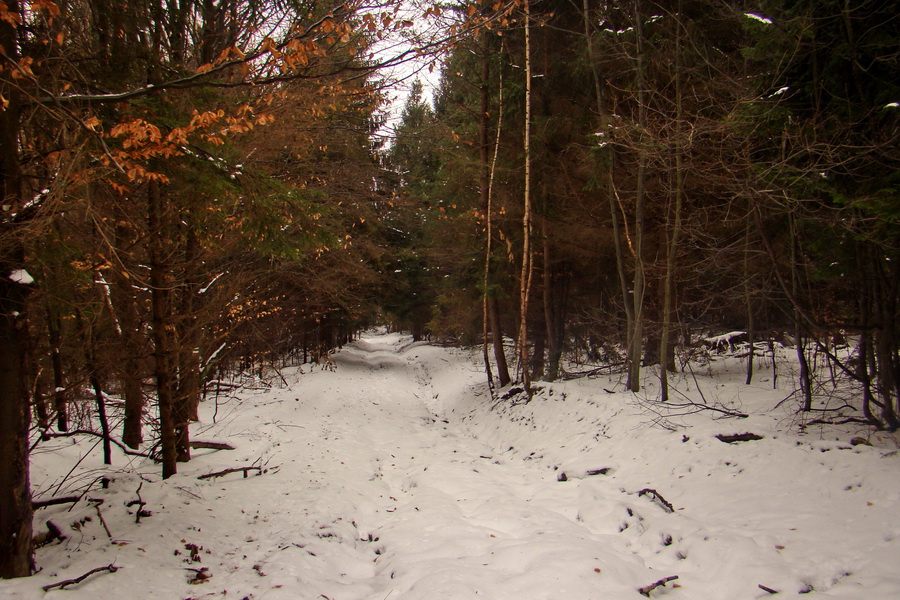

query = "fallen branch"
[
  {"left": 638, "top": 488, "right": 675, "bottom": 513},
  {"left": 189, "top": 441, "right": 235, "bottom": 450},
  {"left": 42, "top": 564, "right": 120, "bottom": 591},
  {"left": 805, "top": 417, "right": 871, "bottom": 427},
  {"left": 32, "top": 495, "right": 80, "bottom": 510},
  {"left": 131, "top": 481, "right": 147, "bottom": 524},
  {"left": 716, "top": 432, "right": 763, "bottom": 444},
  {"left": 88, "top": 498, "right": 113, "bottom": 539},
  {"left": 758, "top": 584, "right": 779, "bottom": 594},
  {"left": 638, "top": 575, "right": 679, "bottom": 597},
  {"left": 198, "top": 466, "right": 262, "bottom": 480}
]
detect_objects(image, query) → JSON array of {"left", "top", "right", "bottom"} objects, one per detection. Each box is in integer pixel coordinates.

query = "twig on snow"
[
  {"left": 638, "top": 575, "right": 679, "bottom": 596},
  {"left": 197, "top": 466, "right": 263, "bottom": 480},
  {"left": 42, "top": 564, "right": 120, "bottom": 591},
  {"left": 638, "top": 488, "right": 675, "bottom": 513},
  {"left": 88, "top": 498, "right": 113, "bottom": 539},
  {"left": 758, "top": 583, "right": 779, "bottom": 594},
  {"left": 132, "top": 481, "right": 146, "bottom": 523}
]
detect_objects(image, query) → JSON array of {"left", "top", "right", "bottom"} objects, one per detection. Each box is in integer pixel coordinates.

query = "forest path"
[{"left": 196, "top": 331, "right": 651, "bottom": 600}]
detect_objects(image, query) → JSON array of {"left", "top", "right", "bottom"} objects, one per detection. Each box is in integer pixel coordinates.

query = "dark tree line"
[{"left": 386, "top": 0, "right": 898, "bottom": 415}]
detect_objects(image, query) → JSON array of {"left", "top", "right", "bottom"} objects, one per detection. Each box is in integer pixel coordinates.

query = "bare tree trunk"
[
  {"left": 147, "top": 180, "right": 178, "bottom": 479},
  {"left": 789, "top": 213, "right": 812, "bottom": 411},
  {"left": 175, "top": 213, "right": 200, "bottom": 463},
  {"left": 0, "top": 6, "right": 34, "bottom": 572},
  {"left": 480, "top": 50, "right": 495, "bottom": 391},
  {"left": 531, "top": 321, "right": 546, "bottom": 381},
  {"left": 485, "top": 63, "right": 511, "bottom": 389},
  {"left": 517, "top": 0, "right": 534, "bottom": 392},
  {"left": 744, "top": 218, "right": 755, "bottom": 385},
  {"left": 45, "top": 306, "right": 68, "bottom": 431},
  {"left": 628, "top": 0, "right": 648, "bottom": 392},
  {"left": 0, "top": 272, "right": 32, "bottom": 578},
  {"left": 110, "top": 199, "right": 144, "bottom": 449},
  {"left": 75, "top": 309, "right": 112, "bottom": 465},
  {"left": 872, "top": 252, "right": 900, "bottom": 429},
  {"left": 659, "top": 0, "right": 684, "bottom": 402},
  {"left": 856, "top": 284, "right": 878, "bottom": 426},
  {"left": 33, "top": 376, "right": 49, "bottom": 430},
  {"left": 489, "top": 297, "right": 511, "bottom": 387},
  {"left": 543, "top": 231, "right": 566, "bottom": 382}
]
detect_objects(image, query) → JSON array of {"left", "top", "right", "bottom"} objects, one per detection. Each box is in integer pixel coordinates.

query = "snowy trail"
[
  {"left": 188, "top": 333, "right": 661, "bottom": 599},
  {"left": 267, "top": 336, "right": 651, "bottom": 599}
]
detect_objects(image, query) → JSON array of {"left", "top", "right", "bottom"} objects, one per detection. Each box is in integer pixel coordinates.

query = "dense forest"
[{"left": 1, "top": 0, "right": 897, "bottom": 578}]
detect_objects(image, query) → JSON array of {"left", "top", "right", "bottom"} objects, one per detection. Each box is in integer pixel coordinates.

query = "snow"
[
  {"left": 3, "top": 330, "right": 900, "bottom": 599},
  {"left": 7, "top": 269, "right": 34, "bottom": 285},
  {"left": 744, "top": 13, "right": 773, "bottom": 25}
]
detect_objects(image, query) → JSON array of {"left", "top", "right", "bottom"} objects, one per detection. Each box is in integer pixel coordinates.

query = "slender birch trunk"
[
  {"left": 517, "top": 0, "right": 534, "bottom": 392},
  {"left": 480, "top": 52, "right": 495, "bottom": 391},
  {"left": 483, "top": 57, "right": 511, "bottom": 388}
]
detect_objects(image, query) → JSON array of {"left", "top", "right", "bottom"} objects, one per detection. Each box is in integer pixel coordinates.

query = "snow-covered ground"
[{"left": 3, "top": 330, "right": 900, "bottom": 599}]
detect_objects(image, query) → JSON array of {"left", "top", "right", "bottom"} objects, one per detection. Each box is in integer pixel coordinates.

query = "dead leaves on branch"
[{"left": 91, "top": 106, "right": 275, "bottom": 185}]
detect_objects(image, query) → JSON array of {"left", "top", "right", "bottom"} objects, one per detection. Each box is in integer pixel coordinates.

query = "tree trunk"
[
  {"left": 110, "top": 198, "right": 145, "bottom": 449},
  {"left": 489, "top": 297, "right": 511, "bottom": 387},
  {"left": 46, "top": 307, "right": 68, "bottom": 431},
  {"left": 543, "top": 233, "right": 566, "bottom": 382},
  {"left": 0, "top": 274, "right": 32, "bottom": 578},
  {"left": 0, "top": 5, "right": 34, "bottom": 572},
  {"left": 531, "top": 323, "right": 546, "bottom": 381},
  {"left": 479, "top": 50, "right": 495, "bottom": 391},
  {"left": 743, "top": 218, "right": 755, "bottom": 386},
  {"left": 175, "top": 213, "right": 200, "bottom": 463},
  {"left": 147, "top": 180, "right": 178, "bottom": 479},
  {"left": 628, "top": 0, "right": 648, "bottom": 393},
  {"left": 75, "top": 309, "right": 112, "bottom": 465},
  {"left": 659, "top": 1, "right": 685, "bottom": 402},
  {"left": 517, "top": 0, "right": 534, "bottom": 392},
  {"left": 872, "top": 252, "right": 900, "bottom": 429},
  {"left": 789, "top": 213, "right": 812, "bottom": 411},
  {"left": 855, "top": 245, "right": 879, "bottom": 426}
]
